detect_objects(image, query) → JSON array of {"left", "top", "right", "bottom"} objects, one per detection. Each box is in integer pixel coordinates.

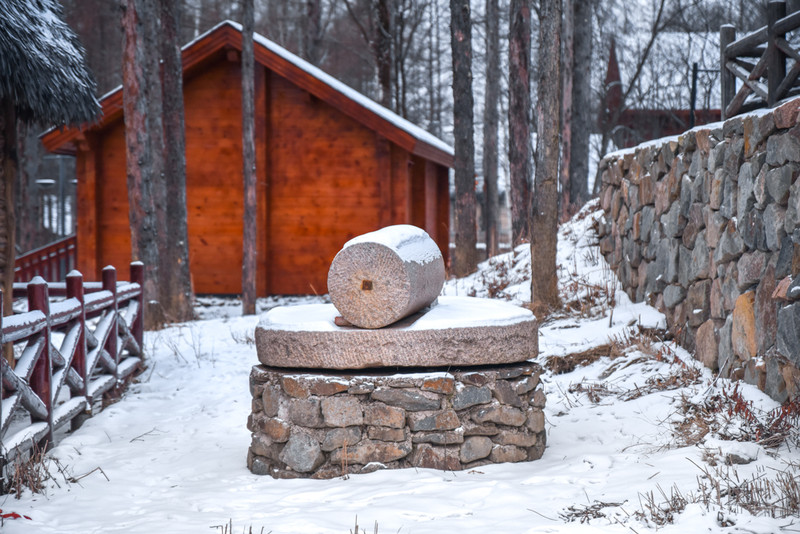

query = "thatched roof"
[{"left": 0, "top": 0, "right": 99, "bottom": 126}]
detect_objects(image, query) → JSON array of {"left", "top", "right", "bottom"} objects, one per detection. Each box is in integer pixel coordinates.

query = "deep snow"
[{"left": 2, "top": 204, "right": 798, "bottom": 533}]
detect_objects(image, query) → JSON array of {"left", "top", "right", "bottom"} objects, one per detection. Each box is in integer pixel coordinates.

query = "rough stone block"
[
  {"left": 766, "top": 164, "right": 796, "bottom": 205},
  {"left": 714, "top": 221, "right": 745, "bottom": 264},
  {"left": 492, "top": 430, "right": 539, "bottom": 447},
  {"left": 367, "top": 426, "right": 407, "bottom": 442},
  {"left": 452, "top": 386, "right": 492, "bottom": 410},
  {"left": 686, "top": 280, "right": 711, "bottom": 327},
  {"left": 718, "top": 314, "right": 735, "bottom": 376},
  {"left": 460, "top": 436, "right": 493, "bottom": 463},
  {"left": 739, "top": 208, "right": 767, "bottom": 251},
  {"left": 473, "top": 403, "right": 527, "bottom": 426},
  {"left": 287, "top": 398, "right": 324, "bottom": 427},
  {"left": 737, "top": 251, "right": 768, "bottom": 289},
  {"left": 282, "top": 376, "right": 310, "bottom": 399},
  {"left": 766, "top": 128, "right": 800, "bottom": 166},
  {"left": 421, "top": 377, "right": 455, "bottom": 395},
  {"left": 777, "top": 302, "right": 800, "bottom": 366},
  {"left": 411, "top": 444, "right": 460, "bottom": 471},
  {"left": 764, "top": 204, "right": 787, "bottom": 251},
  {"left": 408, "top": 410, "right": 460, "bottom": 432},
  {"left": 363, "top": 402, "right": 406, "bottom": 428},
  {"left": 526, "top": 410, "right": 545, "bottom": 433},
  {"left": 321, "top": 427, "right": 362, "bottom": 451},
  {"left": 765, "top": 356, "right": 789, "bottom": 404},
  {"left": 309, "top": 380, "right": 349, "bottom": 396},
  {"left": 262, "top": 387, "right": 280, "bottom": 417},
  {"left": 695, "top": 319, "right": 719, "bottom": 371},
  {"left": 259, "top": 417, "right": 291, "bottom": 443},
  {"left": 371, "top": 388, "right": 440, "bottom": 411},
  {"left": 490, "top": 445, "right": 527, "bottom": 463},
  {"left": 773, "top": 98, "right": 800, "bottom": 128},
  {"left": 732, "top": 292, "right": 757, "bottom": 361},
  {"left": 321, "top": 396, "right": 363, "bottom": 427},
  {"left": 755, "top": 265, "right": 778, "bottom": 356},
  {"left": 411, "top": 429, "right": 464, "bottom": 445},
  {"left": 280, "top": 433, "right": 325, "bottom": 473},
  {"left": 331, "top": 439, "right": 412, "bottom": 465}
]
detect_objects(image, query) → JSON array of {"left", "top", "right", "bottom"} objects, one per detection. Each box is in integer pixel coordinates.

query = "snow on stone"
[{"left": 341, "top": 224, "right": 442, "bottom": 265}]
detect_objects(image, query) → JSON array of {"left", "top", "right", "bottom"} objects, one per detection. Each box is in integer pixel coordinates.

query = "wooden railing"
[
  {"left": 721, "top": 1, "right": 800, "bottom": 119},
  {"left": 0, "top": 263, "right": 144, "bottom": 473},
  {"left": 14, "top": 235, "right": 77, "bottom": 283}
]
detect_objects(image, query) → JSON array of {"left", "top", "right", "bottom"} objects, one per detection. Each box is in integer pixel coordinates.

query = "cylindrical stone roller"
[{"left": 328, "top": 225, "right": 445, "bottom": 328}]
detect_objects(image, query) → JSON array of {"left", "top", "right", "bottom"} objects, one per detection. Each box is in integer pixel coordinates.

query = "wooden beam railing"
[
  {"left": 721, "top": 0, "right": 800, "bottom": 119},
  {"left": 14, "top": 235, "right": 77, "bottom": 283},
  {"left": 0, "top": 262, "right": 144, "bottom": 481}
]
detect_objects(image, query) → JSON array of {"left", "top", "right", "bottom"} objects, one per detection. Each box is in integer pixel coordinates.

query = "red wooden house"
[{"left": 41, "top": 21, "right": 453, "bottom": 296}]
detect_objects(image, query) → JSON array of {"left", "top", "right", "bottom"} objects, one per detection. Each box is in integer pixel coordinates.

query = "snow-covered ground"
[{"left": 2, "top": 203, "right": 798, "bottom": 533}]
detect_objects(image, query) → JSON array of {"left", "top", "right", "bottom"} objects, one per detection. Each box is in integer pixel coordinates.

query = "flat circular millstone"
[{"left": 255, "top": 296, "right": 539, "bottom": 369}]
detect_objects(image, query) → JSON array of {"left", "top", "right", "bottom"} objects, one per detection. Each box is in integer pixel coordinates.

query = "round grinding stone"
[
  {"left": 327, "top": 225, "right": 445, "bottom": 329},
  {"left": 255, "top": 296, "right": 539, "bottom": 369}
]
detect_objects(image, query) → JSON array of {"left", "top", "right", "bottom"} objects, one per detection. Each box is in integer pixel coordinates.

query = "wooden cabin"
[{"left": 42, "top": 21, "right": 453, "bottom": 296}]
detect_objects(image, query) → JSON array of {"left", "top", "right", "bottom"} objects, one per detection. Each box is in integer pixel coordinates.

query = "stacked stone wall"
[
  {"left": 247, "top": 362, "right": 545, "bottom": 478},
  {"left": 597, "top": 97, "right": 800, "bottom": 402}
]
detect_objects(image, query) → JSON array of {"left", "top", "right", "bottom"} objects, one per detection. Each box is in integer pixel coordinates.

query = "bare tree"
[
  {"left": 508, "top": 0, "right": 531, "bottom": 246},
  {"left": 569, "top": 0, "right": 592, "bottom": 208},
  {"left": 559, "top": 0, "right": 574, "bottom": 221},
  {"left": 242, "top": 0, "right": 257, "bottom": 315},
  {"left": 531, "top": 0, "right": 561, "bottom": 311},
  {"left": 483, "top": 0, "right": 501, "bottom": 256},
  {"left": 122, "top": 0, "right": 167, "bottom": 328},
  {"left": 160, "top": 0, "right": 194, "bottom": 322},
  {"left": 450, "top": 0, "right": 477, "bottom": 276}
]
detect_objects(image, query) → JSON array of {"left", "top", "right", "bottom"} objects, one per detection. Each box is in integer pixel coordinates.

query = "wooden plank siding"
[{"left": 44, "top": 21, "right": 452, "bottom": 296}]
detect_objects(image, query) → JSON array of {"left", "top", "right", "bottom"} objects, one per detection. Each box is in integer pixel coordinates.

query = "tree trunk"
[
  {"left": 305, "top": 0, "right": 323, "bottom": 64},
  {"left": 483, "top": 0, "right": 500, "bottom": 257},
  {"left": 531, "top": 0, "right": 561, "bottom": 311},
  {"left": 122, "top": 0, "right": 166, "bottom": 329},
  {"left": 376, "top": 0, "right": 393, "bottom": 109},
  {"left": 160, "top": 0, "right": 194, "bottom": 323},
  {"left": 1, "top": 100, "right": 17, "bottom": 365},
  {"left": 559, "top": 0, "right": 573, "bottom": 221},
  {"left": 241, "top": 0, "right": 257, "bottom": 316},
  {"left": 508, "top": 0, "right": 531, "bottom": 246},
  {"left": 450, "top": 0, "right": 477, "bottom": 277},
  {"left": 569, "top": 0, "right": 592, "bottom": 207}
]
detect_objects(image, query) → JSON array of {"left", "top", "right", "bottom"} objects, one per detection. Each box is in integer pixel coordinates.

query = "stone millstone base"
[{"left": 247, "top": 362, "right": 546, "bottom": 479}]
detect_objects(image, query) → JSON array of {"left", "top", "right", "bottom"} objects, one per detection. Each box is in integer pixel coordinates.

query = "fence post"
[
  {"left": 66, "top": 270, "right": 87, "bottom": 396},
  {"left": 130, "top": 262, "right": 144, "bottom": 356},
  {"left": 768, "top": 0, "right": 787, "bottom": 106},
  {"left": 720, "top": 24, "right": 736, "bottom": 120},
  {"left": 102, "top": 266, "right": 118, "bottom": 383},
  {"left": 28, "top": 277, "right": 54, "bottom": 447}
]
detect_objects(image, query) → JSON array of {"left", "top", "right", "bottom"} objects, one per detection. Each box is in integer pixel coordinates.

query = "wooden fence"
[
  {"left": 721, "top": 1, "right": 800, "bottom": 119},
  {"left": 14, "top": 235, "right": 76, "bottom": 284},
  {"left": 1, "top": 263, "right": 144, "bottom": 476}
]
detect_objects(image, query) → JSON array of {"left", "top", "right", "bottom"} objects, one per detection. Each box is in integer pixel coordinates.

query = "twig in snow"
[{"left": 68, "top": 466, "right": 109, "bottom": 483}]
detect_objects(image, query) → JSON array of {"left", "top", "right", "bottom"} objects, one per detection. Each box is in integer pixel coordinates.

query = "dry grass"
[{"left": 210, "top": 520, "right": 267, "bottom": 534}]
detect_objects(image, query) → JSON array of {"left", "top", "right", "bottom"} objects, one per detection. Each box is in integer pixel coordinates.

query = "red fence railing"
[
  {"left": 0, "top": 262, "right": 144, "bottom": 471},
  {"left": 14, "top": 235, "right": 77, "bottom": 284}
]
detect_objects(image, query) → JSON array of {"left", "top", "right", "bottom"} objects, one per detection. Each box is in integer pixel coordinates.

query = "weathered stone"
[
  {"left": 460, "top": 436, "right": 493, "bottom": 463},
  {"left": 287, "top": 397, "right": 324, "bottom": 427},
  {"left": 321, "top": 427, "right": 362, "bottom": 451},
  {"left": 785, "top": 175, "right": 800, "bottom": 233},
  {"left": 724, "top": 136, "right": 744, "bottom": 175},
  {"left": 492, "top": 379, "right": 524, "bottom": 407},
  {"left": 371, "top": 388, "right": 440, "bottom": 411},
  {"left": 367, "top": 426, "right": 407, "bottom": 442},
  {"left": 658, "top": 238, "right": 681, "bottom": 284},
  {"left": 711, "top": 278, "right": 725, "bottom": 319},
  {"left": 452, "top": 386, "right": 492, "bottom": 410},
  {"left": 714, "top": 221, "right": 746, "bottom": 263},
  {"left": 259, "top": 417, "right": 291, "bottom": 443},
  {"left": 421, "top": 377, "right": 455, "bottom": 394},
  {"left": 282, "top": 376, "right": 310, "bottom": 399},
  {"left": 530, "top": 389, "right": 547, "bottom": 408},
  {"left": 782, "top": 363, "right": 800, "bottom": 400},
  {"left": 526, "top": 410, "right": 545, "bottom": 433},
  {"left": 695, "top": 320, "right": 719, "bottom": 370},
  {"left": 744, "top": 112, "right": 775, "bottom": 157},
  {"left": 348, "top": 382, "right": 375, "bottom": 395},
  {"left": 640, "top": 205, "right": 655, "bottom": 241},
  {"left": 764, "top": 204, "right": 787, "bottom": 251},
  {"left": 682, "top": 203, "right": 706, "bottom": 248},
  {"left": 755, "top": 266, "right": 778, "bottom": 356},
  {"left": 472, "top": 403, "right": 526, "bottom": 426},
  {"left": 737, "top": 251, "right": 768, "bottom": 289},
  {"left": 513, "top": 375, "right": 539, "bottom": 395},
  {"left": 720, "top": 174, "right": 738, "bottom": 219},
  {"left": 737, "top": 160, "right": 757, "bottom": 219},
  {"left": 363, "top": 402, "right": 406, "bottom": 428},
  {"left": 689, "top": 232, "right": 711, "bottom": 282},
  {"left": 686, "top": 280, "right": 711, "bottom": 327},
  {"left": 680, "top": 174, "right": 693, "bottom": 218},
  {"left": 640, "top": 172, "right": 656, "bottom": 205},
  {"left": 321, "top": 396, "right": 363, "bottom": 427},
  {"left": 706, "top": 209, "right": 727, "bottom": 246},
  {"left": 776, "top": 235, "right": 795, "bottom": 278},
  {"left": 462, "top": 420, "right": 500, "bottom": 436},
  {"left": 754, "top": 165, "right": 769, "bottom": 209},
  {"left": 411, "top": 444, "right": 460, "bottom": 471},
  {"left": 709, "top": 169, "right": 725, "bottom": 209},
  {"left": 256, "top": 297, "right": 539, "bottom": 370},
  {"left": 766, "top": 128, "right": 800, "bottom": 166},
  {"left": 459, "top": 372, "right": 492, "bottom": 386},
  {"left": 718, "top": 314, "right": 735, "bottom": 375},
  {"left": 721, "top": 262, "right": 740, "bottom": 312},
  {"left": 412, "top": 429, "right": 464, "bottom": 445},
  {"left": 766, "top": 164, "right": 796, "bottom": 205},
  {"left": 777, "top": 303, "right": 800, "bottom": 366},
  {"left": 765, "top": 356, "right": 789, "bottom": 404},
  {"left": 492, "top": 430, "right": 539, "bottom": 447},
  {"left": 262, "top": 387, "right": 280, "bottom": 417},
  {"left": 489, "top": 445, "right": 527, "bottom": 463},
  {"left": 249, "top": 454, "right": 273, "bottom": 476},
  {"left": 773, "top": 98, "right": 800, "bottom": 128},
  {"left": 709, "top": 139, "right": 727, "bottom": 173},
  {"left": 739, "top": 208, "right": 766, "bottom": 251},
  {"left": 743, "top": 359, "right": 766, "bottom": 391},
  {"left": 732, "top": 292, "right": 757, "bottom": 361},
  {"left": 280, "top": 433, "right": 325, "bottom": 473},
  {"left": 251, "top": 433, "right": 283, "bottom": 461},
  {"left": 662, "top": 201, "right": 685, "bottom": 237},
  {"left": 309, "top": 380, "right": 349, "bottom": 396},
  {"left": 408, "top": 410, "right": 460, "bottom": 432},
  {"left": 629, "top": 184, "right": 641, "bottom": 215},
  {"left": 330, "top": 439, "right": 412, "bottom": 465}
]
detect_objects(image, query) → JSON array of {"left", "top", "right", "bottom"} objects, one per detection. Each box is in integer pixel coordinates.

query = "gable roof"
[
  {"left": 42, "top": 20, "right": 454, "bottom": 167},
  {"left": 0, "top": 0, "right": 99, "bottom": 126}
]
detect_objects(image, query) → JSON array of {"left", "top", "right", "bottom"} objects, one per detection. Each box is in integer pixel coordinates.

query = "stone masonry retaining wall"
[
  {"left": 596, "top": 97, "right": 800, "bottom": 402},
  {"left": 247, "top": 362, "right": 545, "bottom": 478}
]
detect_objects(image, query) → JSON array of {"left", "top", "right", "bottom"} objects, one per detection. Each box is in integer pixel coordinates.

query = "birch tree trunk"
[
  {"left": 508, "top": 0, "right": 531, "bottom": 246},
  {"left": 242, "top": 0, "right": 257, "bottom": 315},
  {"left": 482, "top": 0, "right": 501, "bottom": 258},
  {"left": 531, "top": 0, "right": 561, "bottom": 311},
  {"left": 450, "top": 0, "right": 477, "bottom": 277},
  {"left": 160, "top": 0, "right": 194, "bottom": 322},
  {"left": 122, "top": 0, "right": 166, "bottom": 328}
]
